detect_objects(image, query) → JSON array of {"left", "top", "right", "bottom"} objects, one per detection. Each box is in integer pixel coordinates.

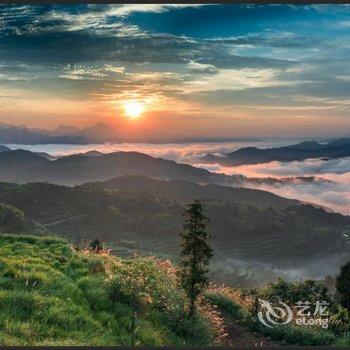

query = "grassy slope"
[
  {"left": 1, "top": 233, "right": 349, "bottom": 346},
  {"left": 0, "top": 234, "right": 212, "bottom": 346}
]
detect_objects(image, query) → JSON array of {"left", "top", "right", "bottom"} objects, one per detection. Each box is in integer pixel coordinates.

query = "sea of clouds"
[{"left": 219, "top": 158, "right": 350, "bottom": 215}]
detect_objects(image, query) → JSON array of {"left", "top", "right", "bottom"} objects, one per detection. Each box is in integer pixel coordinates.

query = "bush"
[
  {"left": 108, "top": 274, "right": 145, "bottom": 310},
  {"left": 205, "top": 292, "right": 246, "bottom": 319},
  {"left": 256, "top": 278, "right": 333, "bottom": 313},
  {"left": 106, "top": 257, "right": 213, "bottom": 345},
  {"left": 259, "top": 323, "right": 336, "bottom": 345},
  {"left": 329, "top": 306, "right": 350, "bottom": 334},
  {"left": 337, "top": 332, "right": 350, "bottom": 346},
  {"left": 89, "top": 239, "right": 103, "bottom": 253},
  {"left": 0, "top": 203, "right": 27, "bottom": 233}
]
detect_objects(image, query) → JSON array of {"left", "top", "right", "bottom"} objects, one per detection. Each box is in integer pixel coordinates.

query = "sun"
[{"left": 123, "top": 101, "right": 144, "bottom": 119}]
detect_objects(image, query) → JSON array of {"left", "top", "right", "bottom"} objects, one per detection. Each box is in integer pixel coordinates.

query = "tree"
[
  {"left": 89, "top": 238, "right": 103, "bottom": 253},
  {"left": 178, "top": 199, "right": 213, "bottom": 317},
  {"left": 336, "top": 262, "right": 350, "bottom": 314}
]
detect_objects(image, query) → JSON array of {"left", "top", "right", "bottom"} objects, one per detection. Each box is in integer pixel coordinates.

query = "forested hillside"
[
  {"left": 83, "top": 175, "right": 298, "bottom": 208},
  {"left": 0, "top": 180, "right": 349, "bottom": 286}
]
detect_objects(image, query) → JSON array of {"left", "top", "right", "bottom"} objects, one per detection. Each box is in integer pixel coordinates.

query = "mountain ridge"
[
  {"left": 0, "top": 124, "right": 96, "bottom": 144},
  {"left": 203, "top": 138, "right": 350, "bottom": 165},
  {"left": 0, "top": 149, "right": 340, "bottom": 212},
  {"left": 82, "top": 175, "right": 299, "bottom": 208}
]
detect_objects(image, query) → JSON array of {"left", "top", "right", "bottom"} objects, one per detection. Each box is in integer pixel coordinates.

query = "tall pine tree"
[{"left": 178, "top": 199, "right": 213, "bottom": 317}]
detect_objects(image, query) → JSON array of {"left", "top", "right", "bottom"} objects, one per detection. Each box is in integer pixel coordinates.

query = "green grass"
[
  {"left": 337, "top": 333, "right": 350, "bottom": 346},
  {"left": 205, "top": 291, "right": 337, "bottom": 346},
  {"left": 0, "top": 234, "right": 212, "bottom": 346}
]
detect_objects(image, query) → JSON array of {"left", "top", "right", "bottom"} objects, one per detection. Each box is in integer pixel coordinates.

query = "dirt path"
[
  {"left": 43, "top": 214, "right": 88, "bottom": 227},
  {"left": 201, "top": 298, "right": 282, "bottom": 347},
  {"left": 221, "top": 312, "right": 281, "bottom": 347}
]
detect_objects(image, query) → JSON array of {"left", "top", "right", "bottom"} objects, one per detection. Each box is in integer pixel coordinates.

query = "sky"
[{"left": 0, "top": 4, "right": 350, "bottom": 138}]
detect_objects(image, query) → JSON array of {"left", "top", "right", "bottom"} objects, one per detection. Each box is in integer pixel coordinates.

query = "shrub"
[
  {"left": 259, "top": 323, "right": 336, "bottom": 345},
  {"left": 205, "top": 292, "right": 245, "bottom": 319},
  {"left": 106, "top": 257, "right": 213, "bottom": 345},
  {"left": 0, "top": 203, "right": 27, "bottom": 233},
  {"left": 337, "top": 332, "right": 350, "bottom": 346},
  {"left": 256, "top": 278, "right": 333, "bottom": 313},
  {"left": 89, "top": 239, "right": 103, "bottom": 253},
  {"left": 329, "top": 306, "right": 350, "bottom": 334}
]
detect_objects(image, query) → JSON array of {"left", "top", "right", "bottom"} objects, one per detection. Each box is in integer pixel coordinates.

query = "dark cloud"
[
  {"left": 0, "top": 30, "right": 297, "bottom": 70},
  {"left": 0, "top": 5, "right": 298, "bottom": 69}
]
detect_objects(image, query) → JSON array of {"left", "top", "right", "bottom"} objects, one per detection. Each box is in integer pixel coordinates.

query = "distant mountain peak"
[
  {"left": 203, "top": 138, "right": 350, "bottom": 166},
  {"left": 291, "top": 141, "right": 323, "bottom": 150},
  {"left": 52, "top": 125, "right": 80, "bottom": 136}
]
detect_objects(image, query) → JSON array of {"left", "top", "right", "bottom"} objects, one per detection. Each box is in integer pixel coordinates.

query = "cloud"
[
  {"left": 210, "top": 32, "right": 334, "bottom": 50},
  {"left": 0, "top": 4, "right": 349, "bottom": 133},
  {"left": 186, "top": 61, "right": 218, "bottom": 75},
  {"left": 0, "top": 5, "right": 206, "bottom": 38},
  {"left": 311, "top": 4, "right": 350, "bottom": 14},
  {"left": 248, "top": 179, "right": 350, "bottom": 215},
  {"left": 0, "top": 5, "right": 300, "bottom": 71},
  {"left": 183, "top": 68, "right": 293, "bottom": 93},
  {"left": 95, "top": 4, "right": 206, "bottom": 17},
  {"left": 220, "top": 157, "right": 350, "bottom": 215},
  {"left": 59, "top": 64, "right": 125, "bottom": 80},
  {"left": 234, "top": 157, "right": 350, "bottom": 177}
]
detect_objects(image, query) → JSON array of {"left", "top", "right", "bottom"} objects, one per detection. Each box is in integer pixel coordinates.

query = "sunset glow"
[{"left": 0, "top": 4, "right": 349, "bottom": 137}]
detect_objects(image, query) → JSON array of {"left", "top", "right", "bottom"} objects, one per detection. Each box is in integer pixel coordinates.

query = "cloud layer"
[{"left": 208, "top": 157, "right": 350, "bottom": 215}]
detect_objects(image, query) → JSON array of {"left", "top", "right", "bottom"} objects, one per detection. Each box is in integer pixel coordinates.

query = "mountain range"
[
  {"left": 203, "top": 138, "right": 350, "bottom": 165},
  {"left": 0, "top": 149, "right": 222, "bottom": 185},
  {"left": 0, "top": 147, "right": 333, "bottom": 191},
  {"left": 0, "top": 145, "right": 349, "bottom": 285},
  {"left": 0, "top": 122, "right": 258, "bottom": 144},
  {"left": 0, "top": 123, "right": 94, "bottom": 144}
]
